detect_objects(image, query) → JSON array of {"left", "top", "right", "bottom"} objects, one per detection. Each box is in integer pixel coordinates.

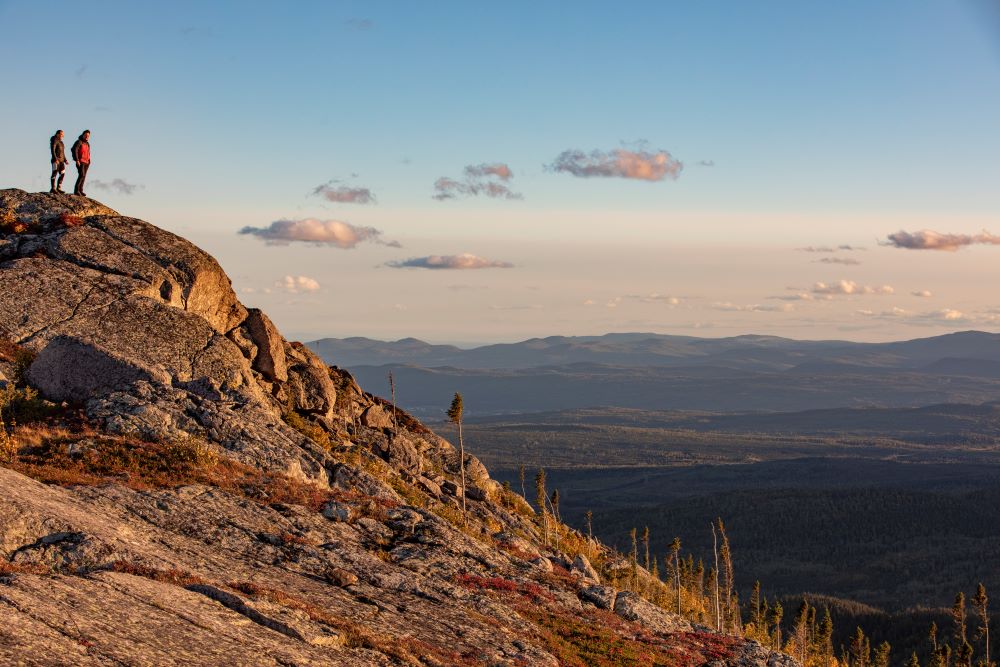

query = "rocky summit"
[{"left": 0, "top": 189, "right": 799, "bottom": 666}]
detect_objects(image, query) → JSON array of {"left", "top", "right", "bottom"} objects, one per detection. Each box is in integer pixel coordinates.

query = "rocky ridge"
[{"left": 0, "top": 189, "right": 799, "bottom": 666}]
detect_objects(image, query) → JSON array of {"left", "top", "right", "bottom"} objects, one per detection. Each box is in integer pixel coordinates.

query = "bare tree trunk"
[
  {"left": 458, "top": 419, "right": 467, "bottom": 527},
  {"left": 712, "top": 523, "right": 722, "bottom": 633}
]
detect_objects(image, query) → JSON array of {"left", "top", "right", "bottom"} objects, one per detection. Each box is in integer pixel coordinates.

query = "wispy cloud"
[
  {"left": 697, "top": 160, "right": 715, "bottom": 167},
  {"left": 816, "top": 257, "right": 861, "bottom": 266},
  {"left": 277, "top": 275, "right": 320, "bottom": 293},
  {"left": 386, "top": 253, "right": 514, "bottom": 270},
  {"left": 884, "top": 229, "right": 1000, "bottom": 251},
  {"left": 433, "top": 162, "right": 521, "bottom": 200},
  {"left": 712, "top": 302, "right": 795, "bottom": 313},
  {"left": 812, "top": 280, "right": 893, "bottom": 296},
  {"left": 912, "top": 290, "right": 933, "bottom": 298},
  {"left": 239, "top": 219, "right": 399, "bottom": 248},
  {"left": 345, "top": 18, "right": 373, "bottom": 30},
  {"left": 858, "top": 307, "right": 973, "bottom": 325},
  {"left": 796, "top": 245, "right": 865, "bottom": 253},
  {"left": 549, "top": 147, "right": 683, "bottom": 181},
  {"left": 625, "top": 293, "right": 682, "bottom": 305},
  {"left": 90, "top": 178, "right": 143, "bottom": 195},
  {"left": 311, "top": 183, "right": 376, "bottom": 204}
]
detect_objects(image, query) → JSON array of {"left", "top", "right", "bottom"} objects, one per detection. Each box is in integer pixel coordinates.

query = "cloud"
[
  {"left": 770, "top": 292, "right": 816, "bottom": 302},
  {"left": 912, "top": 290, "right": 933, "bottom": 298},
  {"left": 626, "top": 293, "right": 682, "bottom": 305},
  {"left": 345, "top": 18, "right": 373, "bottom": 30},
  {"left": 816, "top": 257, "right": 861, "bottom": 266},
  {"left": 884, "top": 229, "right": 1000, "bottom": 251},
  {"left": 433, "top": 163, "right": 521, "bottom": 200},
  {"left": 697, "top": 160, "right": 715, "bottom": 167},
  {"left": 311, "top": 183, "right": 376, "bottom": 204},
  {"left": 712, "top": 302, "right": 795, "bottom": 313},
  {"left": 277, "top": 275, "right": 320, "bottom": 293},
  {"left": 812, "top": 280, "right": 894, "bottom": 296},
  {"left": 239, "top": 218, "right": 399, "bottom": 248},
  {"left": 464, "top": 163, "right": 513, "bottom": 181},
  {"left": 489, "top": 304, "right": 543, "bottom": 311},
  {"left": 549, "top": 147, "right": 683, "bottom": 181},
  {"left": 858, "top": 307, "right": 973, "bottom": 325},
  {"left": 796, "top": 245, "right": 865, "bottom": 253},
  {"left": 90, "top": 179, "right": 143, "bottom": 195},
  {"left": 386, "top": 253, "right": 514, "bottom": 270}
]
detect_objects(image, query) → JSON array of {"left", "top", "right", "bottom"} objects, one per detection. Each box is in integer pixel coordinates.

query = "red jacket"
[{"left": 72, "top": 138, "right": 91, "bottom": 164}]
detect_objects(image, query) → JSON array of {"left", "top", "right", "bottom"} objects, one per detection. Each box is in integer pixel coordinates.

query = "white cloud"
[
  {"left": 277, "top": 275, "right": 321, "bottom": 293},
  {"left": 812, "top": 280, "right": 893, "bottom": 296},
  {"left": 386, "top": 253, "right": 514, "bottom": 270},
  {"left": 239, "top": 218, "right": 399, "bottom": 248}
]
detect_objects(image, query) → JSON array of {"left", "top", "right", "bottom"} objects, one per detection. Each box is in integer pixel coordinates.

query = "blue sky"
[{"left": 3, "top": 1, "right": 999, "bottom": 343}]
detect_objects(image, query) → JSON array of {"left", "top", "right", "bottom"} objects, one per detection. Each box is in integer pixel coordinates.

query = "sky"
[{"left": 2, "top": 0, "right": 1000, "bottom": 345}]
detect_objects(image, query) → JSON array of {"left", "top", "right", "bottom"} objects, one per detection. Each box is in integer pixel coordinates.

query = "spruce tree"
[
  {"left": 446, "top": 393, "right": 467, "bottom": 526},
  {"left": 873, "top": 642, "right": 891, "bottom": 667},
  {"left": 974, "top": 583, "right": 990, "bottom": 667},
  {"left": 641, "top": 526, "right": 650, "bottom": 572},
  {"left": 818, "top": 607, "right": 835, "bottom": 667},
  {"left": 908, "top": 652, "right": 922, "bottom": 667},
  {"left": 955, "top": 593, "right": 969, "bottom": 648},
  {"left": 534, "top": 468, "right": 548, "bottom": 546},
  {"left": 669, "top": 537, "right": 682, "bottom": 615}
]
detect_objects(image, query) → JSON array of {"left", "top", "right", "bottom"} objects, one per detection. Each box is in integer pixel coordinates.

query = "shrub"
[{"left": 57, "top": 212, "right": 85, "bottom": 227}]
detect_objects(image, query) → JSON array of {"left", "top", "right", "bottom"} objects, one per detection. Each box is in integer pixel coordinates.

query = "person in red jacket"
[{"left": 71, "top": 130, "right": 91, "bottom": 196}]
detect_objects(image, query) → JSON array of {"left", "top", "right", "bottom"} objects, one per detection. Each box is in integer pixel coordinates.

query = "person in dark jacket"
[
  {"left": 71, "top": 130, "right": 91, "bottom": 196},
  {"left": 49, "top": 130, "right": 67, "bottom": 193}
]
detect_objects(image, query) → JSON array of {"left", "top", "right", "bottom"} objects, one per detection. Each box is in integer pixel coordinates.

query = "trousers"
[{"left": 74, "top": 162, "right": 89, "bottom": 196}]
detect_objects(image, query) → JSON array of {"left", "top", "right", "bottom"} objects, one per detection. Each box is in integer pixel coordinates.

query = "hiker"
[
  {"left": 49, "top": 130, "right": 67, "bottom": 193},
  {"left": 71, "top": 130, "right": 91, "bottom": 196}
]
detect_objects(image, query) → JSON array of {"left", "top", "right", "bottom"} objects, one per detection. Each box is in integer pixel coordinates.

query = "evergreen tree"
[
  {"left": 446, "top": 393, "right": 467, "bottom": 526},
  {"left": 974, "top": 583, "right": 991, "bottom": 667},
  {"left": 534, "top": 468, "right": 548, "bottom": 546},
  {"left": 770, "top": 601, "right": 784, "bottom": 651},
  {"left": 873, "top": 642, "right": 891, "bottom": 667},
  {"left": 641, "top": 525, "right": 650, "bottom": 572},
  {"left": 518, "top": 464, "right": 527, "bottom": 502},
  {"left": 818, "top": 607, "right": 835, "bottom": 667},
  {"left": 669, "top": 537, "right": 682, "bottom": 615},
  {"left": 851, "top": 627, "right": 870, "bottom": 667},
  {"left": 908, "top": 652, "right": 922, "bottom": 667},
  {"left": 794, "top": 599, "right": 810, "bottom": 665},
  {"left": 584, "top": 510, "right": 593, "bottom": 539},
  {"left": 750, "top": 581, "right": 762, "bottom": 630},
  {"left": 955, "top": 593, "right": 969, "bottom": 648}
]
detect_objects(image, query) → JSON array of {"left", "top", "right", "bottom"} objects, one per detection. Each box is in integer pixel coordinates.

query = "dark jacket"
[
  {"left": 71, "top": 136, "right": 90, "bottom": 165},
  {"left": 50, "top": 135, "right": 65, "bottom": 164}
]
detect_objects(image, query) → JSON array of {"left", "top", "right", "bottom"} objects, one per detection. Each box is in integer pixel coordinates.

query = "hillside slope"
[{"left": 0, "top": 190, "right": 794, "bottom": 667}]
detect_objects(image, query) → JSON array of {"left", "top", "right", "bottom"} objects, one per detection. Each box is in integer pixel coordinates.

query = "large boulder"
[
  {"left": 0, "top": 190, "right": 331, "bottom": 483},
  {"left": 243, "top": 308, "right": 287, "bottom": 382},
  {"left": 613, "top": 591, "right": 693, "bottom": 635}
]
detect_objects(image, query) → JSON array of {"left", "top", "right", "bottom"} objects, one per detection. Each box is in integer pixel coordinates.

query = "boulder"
[
  {"left": 360, "top": 404, "right": 393, "bottom": 429},
  {"left": 571, "top": 554, "right": 600, "bottom": 582},
  {"left": 243, "top": 309, "right": 287, "bottom": 382},
  {"left": 322, "top": 501, "right": 353, "bottom": 523},
  {"left": 612, "top": 591, "right": 693, "bottom": 634},
  {"left": 285, "top": 363, "right": 336, "bottom": 417},
  {"left": 26, "top": 336, "right": 170, "bottom": 402},
  {"left": 579, "top": 585, "right": 617, "bottom": 610}
]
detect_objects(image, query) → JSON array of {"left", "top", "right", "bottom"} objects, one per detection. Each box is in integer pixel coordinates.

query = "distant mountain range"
[
  {"left": 307, "top": 331, "right": 1000, "bottom": 416},
  {"left": 308, "top": 330, "right": 1000, "bottom": 372}
]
